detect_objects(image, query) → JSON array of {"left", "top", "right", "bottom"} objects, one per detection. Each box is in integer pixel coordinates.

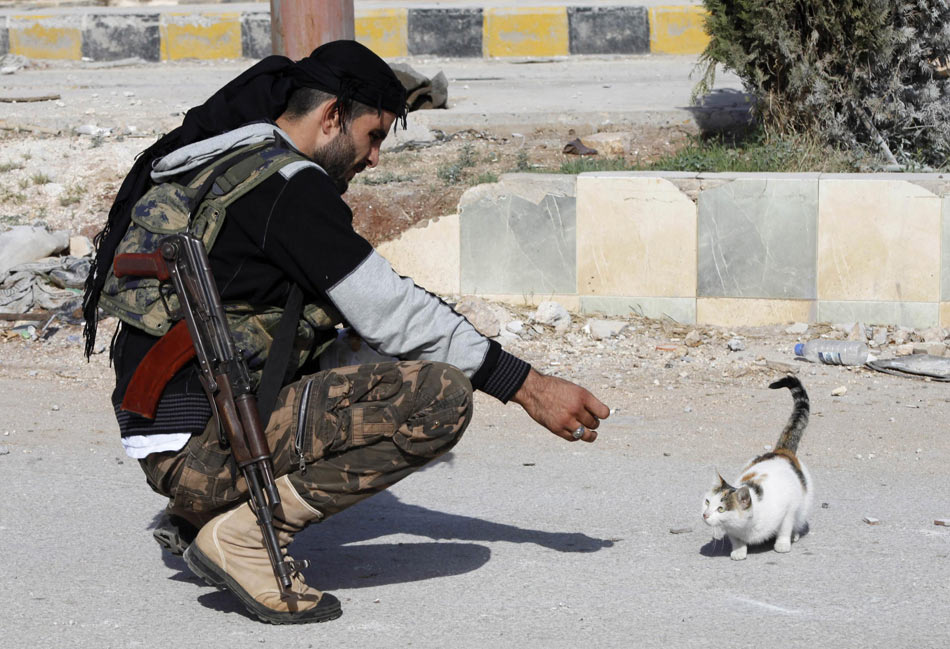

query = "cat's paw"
[
  {"left": 730, "top": 546, "right": 747, "bottom": 561},
  {"left": 774, "top": 538, "right": 792, "bottom": 553}
]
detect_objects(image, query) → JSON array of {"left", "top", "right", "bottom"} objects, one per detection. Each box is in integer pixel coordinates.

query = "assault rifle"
[{"left": 113, "top": 233, "right": 302, "bottom": 596}]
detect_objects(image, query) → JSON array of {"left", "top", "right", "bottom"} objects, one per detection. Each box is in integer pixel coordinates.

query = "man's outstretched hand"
[{"left": 510, "top": 368, "right": 610, "bottom": 443}]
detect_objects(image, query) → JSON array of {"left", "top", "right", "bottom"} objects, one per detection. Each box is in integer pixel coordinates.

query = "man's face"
[{"left": 313, "top": 109, "right": 396, "bottom": 194}]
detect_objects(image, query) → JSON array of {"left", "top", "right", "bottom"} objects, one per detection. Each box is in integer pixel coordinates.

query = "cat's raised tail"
[{"left": 768, "top": 375, "right": 810, "bottom": 454}]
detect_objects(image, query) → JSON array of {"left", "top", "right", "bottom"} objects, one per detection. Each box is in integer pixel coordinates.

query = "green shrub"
[{"left": 696, "top": 0, "right": 950, "bottom": 169}]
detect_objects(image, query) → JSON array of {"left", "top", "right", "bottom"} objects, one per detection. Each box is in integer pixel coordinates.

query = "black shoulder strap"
[{"left": 256, "top": 284, "right": 304, "bottom": 426}]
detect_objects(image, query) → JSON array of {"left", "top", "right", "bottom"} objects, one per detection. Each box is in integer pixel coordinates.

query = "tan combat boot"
[{"left": 183, "top": 475, "right": 341, "bottom": 624}]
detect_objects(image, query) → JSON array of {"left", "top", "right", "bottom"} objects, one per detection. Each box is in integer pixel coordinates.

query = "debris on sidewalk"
[
  {"left": 868, "top": 354, "right": 950, "bottom": 381},
  {"left": 831, "top": 386, "right": 847, "bottom": 396},
  {"left": 578, "top": 132, "right": 631, "bottom": 157},
  {"left": 391, "top": 63, "right": 448, "bottom": 111},
  {"left": 0, "top": 224, "right": 70, "bottom": 275},
  {"left": 863, "top": 517, "right": 881, "bottom": 525},
  {"left": 935, "top": 519, "right": 950, "bottom": 527},
  {"left": 563, "top": 138, "right": 597, "bottom": 155},
  {"left": 669, "top": 527, "right": 693, "bottom": 535}
]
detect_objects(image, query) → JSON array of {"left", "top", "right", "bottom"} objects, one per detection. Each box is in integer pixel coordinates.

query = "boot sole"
[
  {"left": 183, "top": 543, "right": 342, "bottom": 625},
  {"left": 153, "top": 526, "right": 190, "bottom": 556},
  {"left": 152, "top": 514, "right": 198, "bottom": 556}
]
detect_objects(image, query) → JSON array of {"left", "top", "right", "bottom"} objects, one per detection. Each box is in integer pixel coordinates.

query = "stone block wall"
[{"left": 378, "top": 172, "right": 950, "bottom": 329}]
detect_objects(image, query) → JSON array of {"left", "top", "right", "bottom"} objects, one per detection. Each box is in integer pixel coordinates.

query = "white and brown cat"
[{"left": 702, "top": 375, "right": 813, "bottom": 560}]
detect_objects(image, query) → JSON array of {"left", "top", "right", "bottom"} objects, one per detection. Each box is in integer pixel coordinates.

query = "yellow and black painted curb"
[{"left": 0, "top": 5, "right": 710, "bottom": 62}]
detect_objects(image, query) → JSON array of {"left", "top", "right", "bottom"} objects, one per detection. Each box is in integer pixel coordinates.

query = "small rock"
[
  {"left": 914, "top": 343, "right": 946, "bottom": 357},
  {"left": 669, "top": 527, "right": 693, "bottom": 535},
  {"left": 785, "top": 322, "right": 809, "bottom": 335},
  {"left": 42, "top": 183, "right": 65, "bottom": 198},
  {"left": 863, "top": 517, "right": 880, "bottom": 525},
  {"left": 533, "top": 301, "right": 571, "bottom": 333},
  {"left": 75, "top": 124, "right": 112, "bottom": 137},
  {"left": 0, "top": 446, "right": 9, "bottom": 456},
  {"left": 505, "top": 320, "right": 524, "bottom": 335},
  {"left": 821, "top": 502, "right": 830, "bottom": 509},
  {"left": 586, "top": 319, "right": 626, "bottom": 340},
  {"left": 51, "top": 404, "right": 60, "bottom": 411},
  {"left": 684, "top": 406, "right": 692, "bottom": 413},
  {"left": 921, "top": 327, "right": 946, "bottom": 343},
  {"left": 577, "top": 131, "right": 631, "bottom": 156},
  {"left": 69, "top": 235, "right": 94, "bottom": 258},
  {"left": 848, "top": 322, "right": 869, "bottom": 341},
  {"left": 872, "top": 327, "right": 889, "bottom": 346},
  {"left": 831, "top": 386, "right": 847, "bottom": 397},
  {"left": 684, "top": 330, "right": 702, "bottom": 347},
  {"left": 455, "top": 297, "right": 500, "bottom": 337},
  {"left": 727, "top": 337, "right": 745, "bottom": 352},
  {"left": 895, "top": 343, "right": 916, "bottom": 356}
]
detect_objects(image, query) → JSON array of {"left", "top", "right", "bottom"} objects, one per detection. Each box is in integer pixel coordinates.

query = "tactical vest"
[{"left": 100, "top": 140, "right": 342, "bottom": 388}]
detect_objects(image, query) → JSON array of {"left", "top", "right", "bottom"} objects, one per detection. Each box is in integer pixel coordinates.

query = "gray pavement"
[
  {"left": 0, "top": 54, "right": 740, "bottom": 136},
  {"left": 1, "top": 357, "right": 949, "bottom": 649}
]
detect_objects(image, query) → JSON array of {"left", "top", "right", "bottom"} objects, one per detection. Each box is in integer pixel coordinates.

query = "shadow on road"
[
  {"left": 699, "top": 523, "right": 811, "bottom": 558},
  {"left": 151, "top": 464, "right": 614, "bottom": 619}
]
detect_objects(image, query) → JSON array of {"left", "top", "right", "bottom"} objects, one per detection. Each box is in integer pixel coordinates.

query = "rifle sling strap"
[{"left": 256, "top": 283, "right": 304, "bottom": 427}]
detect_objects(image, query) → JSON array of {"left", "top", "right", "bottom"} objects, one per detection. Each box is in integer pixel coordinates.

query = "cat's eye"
[
  {"left": 704, "top": 499, "right": 709, "bottom": 506},
  {"left": 717, "top": 506, "right": 725, "bottom": 513}
]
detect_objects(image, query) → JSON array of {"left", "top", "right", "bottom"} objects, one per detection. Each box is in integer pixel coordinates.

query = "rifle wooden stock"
[
  {"left": 213, "top": 376, "right": 255, "bottom": 466},
  {"left": 113, "top": 250, "right": 171, "bottom": 281},
  {"left": 121, "top": 320, "right": 196, "bottom": 418}
]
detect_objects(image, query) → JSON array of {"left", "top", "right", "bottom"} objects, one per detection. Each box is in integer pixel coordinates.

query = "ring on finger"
[{"left": 572, "top": 426, "right": 584, "bottom": 440}]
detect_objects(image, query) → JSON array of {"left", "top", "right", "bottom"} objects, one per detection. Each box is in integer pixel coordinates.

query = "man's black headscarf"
[{"left": 82, "top": 40, "right": 408, "bottom": 358}]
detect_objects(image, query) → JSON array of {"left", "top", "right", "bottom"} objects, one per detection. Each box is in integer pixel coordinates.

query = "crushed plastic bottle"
[{"left": 794, "top": 339, "right": 870, "bottom": 365}]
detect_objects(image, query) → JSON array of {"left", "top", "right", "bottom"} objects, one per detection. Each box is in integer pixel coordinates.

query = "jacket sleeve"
[{"left": 246, "top": 167, "right": 531, "bottom": 402}]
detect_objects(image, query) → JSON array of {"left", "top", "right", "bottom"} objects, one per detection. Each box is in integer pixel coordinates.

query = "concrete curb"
[
  {"left": 378, "top": 171, "right": 950, "bottom": 329},
  {"left": 0, "top": 4, "right": 709, "bottom": 61}
]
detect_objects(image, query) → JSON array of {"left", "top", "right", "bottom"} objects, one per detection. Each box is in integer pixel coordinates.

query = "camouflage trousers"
[{"left": 139, "top": 361, "right": 473, "bottom": 519}]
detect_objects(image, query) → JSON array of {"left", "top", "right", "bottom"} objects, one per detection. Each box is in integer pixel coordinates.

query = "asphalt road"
[
  {"left": 1, "top": 346, "right": 949, "bottom": 649},
  {"left": 0, "top": 54, "right": 741, "bottom": 136}
]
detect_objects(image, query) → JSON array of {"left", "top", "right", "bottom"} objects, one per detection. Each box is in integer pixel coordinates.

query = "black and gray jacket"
[{"left": 112, "top": 123, "right": 531, "bottom": 439}]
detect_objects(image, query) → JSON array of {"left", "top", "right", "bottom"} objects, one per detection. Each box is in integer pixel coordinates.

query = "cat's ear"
[
  {"left": 736, "top": 486, "right": 753, "bottom": 509},
  {"left": 716, "top": 472, "right": 732, "bottom": 491}
]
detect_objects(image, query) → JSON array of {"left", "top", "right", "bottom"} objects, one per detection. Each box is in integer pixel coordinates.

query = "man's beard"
[{"left": 312, "top": 131, "right": 361, "bottom": 194}]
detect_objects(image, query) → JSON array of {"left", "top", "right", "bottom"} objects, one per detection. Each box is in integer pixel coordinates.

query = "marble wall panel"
[
  {"left": 698, "top": 178, "right": 817, "bottom": 299},
  {"left": 697, "top": 298, "right": 814, "bottom": 327},
  {"left": 817, "top": 301, "right": 937, "bottom": 329},
  {"left": 580, "top": 296, "right": 695, "bottom": 324},
  {"left": 460, "top": 177, "right": 576, "bottom": 296},
  {"left": 817, "top": 179, "right": 941, "bottom": 302},
  {"left": 577, "top": 175, "right": 696, "bottom": 298},
  {"left": 940, "top": 303, "right": 950, "bottom": 328},
  {"left": 377, "top": 214, "right": 460, "bottom": 296}
]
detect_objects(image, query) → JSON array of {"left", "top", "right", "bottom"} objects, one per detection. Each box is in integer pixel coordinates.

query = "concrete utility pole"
[{"left": 270, "top": 0, "right": 355, "bottom": 59}]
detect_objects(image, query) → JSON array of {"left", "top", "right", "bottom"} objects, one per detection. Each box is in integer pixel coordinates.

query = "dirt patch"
[{"left": 0, "top": 122, "right": 693, "bottom": 246}]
